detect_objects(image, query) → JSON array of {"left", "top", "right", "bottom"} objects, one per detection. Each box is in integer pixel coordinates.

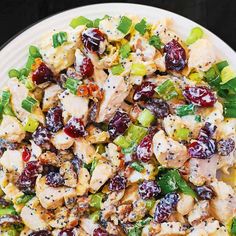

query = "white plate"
[{"left": 0, "top": 3, "right": 235, "bottom": 87}]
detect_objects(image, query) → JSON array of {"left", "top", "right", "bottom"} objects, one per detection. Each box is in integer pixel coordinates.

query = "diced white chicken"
[
  {"left": 0, "top": 115, "right": 25, "bottom": 143},
  {"left": 80, "top": 217, "right": 99, "bottom": 235},
  {"left": 86, "top": 126, "right": 110, "bottom": 144},
  {"left": 30, "top": 140, "right": 42, "bottom": 160},
  {"left": 188, "top": 155, "right": 218, "bottom": 186},
  {"left": 188, "top": 200, "right": 209, "bottom": 225},
  {"left": 36, "top": 175, "right": 76, "bottom": 209},
  {"left": 99, "top": 17, "right": 125, "bottom": 41},
  {"left": 93, "top": 68, "right": 108, "bottom": 86},
  {"left": 89, "top": 161, "right": 114, "bottom": 193},
  {"left": 188, "top": 39, "right": 216, "bottom": 71},
  {"left": 42, "top": 84, "right": 62, "bottom": 111},
  {"left": 96, "top": 75, "right": 130, "bottom": 122},
  {"left": 51, "top": 130, "right": 74, "bottom": 150},
  {"left": 19, "top": 227, "right": 33, "bottom": 236},
  {"left": 39, "top": 26, "right": 85, "bottom": 73},
  {"left": 60, "top": 161, "right": 77, "bottom": 188},
  {"left": 7, "top": 78, "right": 45, "bottom": 124},
  {"left": 177, "top": 193, "right": 195, "bottom": 216},
  {"left": 49, "top": 206, "right": 70, "bottom": 228},
  {"left": 105, "top": 143, "right": 121, "bottom": 169},
  {"left": 76, "top": 167, "right": 90, "bottom": 196},
  {"left": 155, "top": 54, "right": 166, "bottom": 72},
  {"left": 210, "top": 181, "right": 236, "bottom": 223},
  {"left": 59, "top": 90, "right": 89, "bottom": 121},
  {"left": 73, "top": 138, "right": 96, "bottom": 164},
  {"left": 2, "top": 183, "right": 23, "bottom": 203},
  {"left": 153, "top": 130, "right": 189, "bottom": 168},
  {"left": 20, "top": 197, "right": 49, "bottom": 231},
  {"left": 216, "top": 118, "right": 236, "bottom": 140},
  {"left": 0, "top": 149, "right": 24, "bottom": 174},
  {"left": 121, "top": 184, "right": 139, "bottom": 204},
  {"left": 157, "top": 222, "right": 186, "bottom": 235}
]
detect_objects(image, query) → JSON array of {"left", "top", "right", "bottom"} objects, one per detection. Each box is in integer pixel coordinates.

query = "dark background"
[{"left": 0, "top": 0, "right": 235, "bottom": 50}]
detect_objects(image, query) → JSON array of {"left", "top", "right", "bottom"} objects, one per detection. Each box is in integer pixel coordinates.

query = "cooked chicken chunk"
[
  {"left": 80, "top": 217, "right": 99, "bottom": 235},
  {"left": 177, "top": 193, "right": 195, "bottom": 216},
  {"left": 0, "top": 115, "right": 25, "bottom": 143},
  {"left": 76, "top": 167, "right": 90, "bottom": 196},
  {"left": 96, "top": 75, "right": 130, "bottom": 122},
  {"left": 51, "top": 130, "right": 74, "bottom": 150},
  {"left": 157, "top": 222, "right": 186, "bottom": 235},
  {"left": 153, "top": 130, "right": 189, "bottom": 168}
]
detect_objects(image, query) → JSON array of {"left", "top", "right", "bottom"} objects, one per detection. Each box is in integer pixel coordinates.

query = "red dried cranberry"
[
  {"left": 82, "top": 28, "right": 106, "bottom": 54},
  {"left": 198, "top": 122, "right": 217, "bottom": 141},
  {"left": 108, "top": 110, "right": 131, "bottom": 139},
  {"left": 164, "top": 39, "right": 187, "bottom": 71},
  {"left": 46, "top": 106, "right": 64, "bottom": 133},
  {"left": 79, "top": 57, "right": 94, "bottom": 77},
  {"left": 183, "top": 86, "right": 216, "bottom": 107},
  {"left": 188, "top": 139, "right": 216, "bottom": 159},
  {"left": 93, "top": 228, "right": 109, "bottom": 236},
  {"left": 64, "top": 118, "right": 87, "bottom": 138},
  {"left": 136, "top": 135, "right": 153, "bottom": 163},
  {"left": 71, "top": 156, "right": 82, "bottom": 175},
  {"left": 133, "top": 82, "right": 156, "bottom": 101},
  {"left": 217, "top": 138, "right": 235, "bottom": 156},
  {"left": 46, "top": 172, "right": 65, "bottom": 187},
  {"left": 22, "top": 146, "right": 31, "bottom": 162},
  {"left": 109, "top": 175, "right": 126, "bottom": 192},
  {"left": 144, "top": 98, "right": 170, "bottom": 118},
  {"left": 195, "top": 185, "right": 215, "bottom": 200},
  {"left": 32, "top": 63, "right": 53, "bottom": 85},
  {"left": 58, "top": 229, "right": 74, "bottom": 236},
  {"left": 29, "top": 231, "right": 52, "bottom": 236},
  {"left": 88, "top": 101, "right": 99, "bottom": 123},
  {"left": 139, "top": 180, "right": 161, "bottom": 200},
  {"left": 32, "top": 127, "right": 51, "bottom": 146},
  {"left": 154, "top": 192, "right": 179, "bottom": 223}
]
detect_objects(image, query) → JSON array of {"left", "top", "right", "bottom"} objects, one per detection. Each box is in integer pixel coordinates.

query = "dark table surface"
[{"left": 0, "top": 0, "right": 235, "bottom": 50}]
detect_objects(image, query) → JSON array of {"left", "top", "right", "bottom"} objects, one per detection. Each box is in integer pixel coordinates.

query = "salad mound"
[{"left": 0, "top": 14, "right": 235, "bottom": 236}]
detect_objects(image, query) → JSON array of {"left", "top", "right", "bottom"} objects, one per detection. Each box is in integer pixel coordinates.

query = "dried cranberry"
[
  {"left": 136, "top": 135, "right": 153, "bottom": 163},
  {"left": 109, "top": 175, "right": 126, "bottom": 192},
  {"left": 29, "top": 231, "right": 52, "bottom": 236},
  {"left": 22, "top": 146, "right": 31, "bottom": 162},
  {"left": 46, "top": 172, "right": 65, "bottom": 187},
  {"left": 46, "top": 106, "right": 64, "bottom": 133},
  {"left": 24, "top": 161, "right": 42, "bottom": 178},
  {"left": 0, "top": 197, "right": 11, "bottom": 207},
  {"left": 108, "top": 110, "right": 130, "bottom": 139},
  {"left": 154, "top": 192, "right": 179, "bottom": 223},
  {"left": 164, "top": 39, "right": 187, "bottom": 71},
  {"left": 133, "top": 82, "right": 156, "bottom": 101},
  {"left": 93, "top": 228, "right": 109, "bottom": 236},
  {"left": 32, "top": 63, "right": 53, "bottom": 85},
  {"left": 195, "top": 185, "right": 215, "bottom": 200},
  {"left": 188, "top": 139, "right": 216, "bottom": 159},
  {"left": 198, "top": 122, "right": 217, "bottom": 141},
  {"left": 144, "top": 98, "right": 170, "bottom": 118},
  {"left": 64, "top": 117, "right": 87, "bottom": 138},
  {"left": 183, "top": 86, "right": 216, "bottom": 107},
  {"left": 32, "top": 127, "right": 51, "bottom": 146},
  {"left": 71, "top": 156, "right": 82, "bottom": 175},
  {"left": 217, "top": 138, "right": 235, "bottom": 156},
  {"left": 58, "top": 229, "right": 75, "bottom": 236},
  {"left": 79, "top": 57, "right": 94, "bottom": 77},
  {"left": 139, "top": 180, "right": 161, "bottom": 200},
  {"left": 88, "top": 101, "right": 99, "bottom": 123},
  {"left": 82, "top": 28, "right": 106, "bottom": 54}
]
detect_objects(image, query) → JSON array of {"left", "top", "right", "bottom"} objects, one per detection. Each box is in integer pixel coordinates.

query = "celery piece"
[
  {"left": 24, "top": 116, "right": 39, "bottom": 133},
  {"left": 130, "top": 162, "right": 144, "bottom": 172},
  {"left": 90, "top": 210, "right": 100, "bottom": 222},
  {"left": 137, "top": 109, "right": 155, "bottom": 127},
  {"left": 174, "top": 128, "right": 190, "bottom": 141},
  {"left": 188, "top": 72, "right": 203, "bottom": 83},
  {"left": 125, "top": 124, "right": 147, "bottom": 144},
  {"left": 216, "top": 60, "right": 229, "bottom": 72},
  {"left": 15, "top": 194, "right": 34, "bottom": 205},
  {"left": 114, "top": 135, "right": 131, "bottom": 149},
  {"left": 221, "top": 66, "right": 236, "bottom": 84},
  {"left": 131, "top": 63, "right": 146, "bottom": 76},
  {"left": 135, "top": 18, "right": 147, "bottom": 35},
  {"left": 0, "top": 205, "right": 16, "bottom": 216},
  {"left": 111, "top": 64, "right": 124, "bottom": 75},
  {"left": 89, "top": 193, "right": 104, "bottom": 209},
  {"left": 155, "top": 79, "right": 178, "bottom": 100},
  {"left": 117, "top": 16, "right": 132, "bottom": 34},
  {"left": 119, "top": 43, "right": 131, "bottom": 58},
  {"left": 186, "top": 27, "right": 203, "bottom": 45},
  {"left": 8, "top": 69, "right": 20, "bottom": 79},
  {"left": 176, "top": 104, "right": 195, "bottom": 117},
  {"left": 70, "top": 16, "right": 93, "bottom": 29}
]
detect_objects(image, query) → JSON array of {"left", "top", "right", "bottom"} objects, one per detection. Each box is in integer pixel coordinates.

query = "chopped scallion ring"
[
  {"left": 119, "top": 43, "right": 131, "bottom": 58},
  {"left": 117, "top": 16, "right": 132, "bottom": 34},
  {"left": 148, "top": 35, "right": 163, "bottom": 50},
  {"left": 52, "top": 32, "right": 68, "bottom": 48},
  {"left": 135, "top": 18, "right": 147, "bottom": 35},
  {"left": 186, "top": 27, "right": 203, "bottom": 45},
  {"left": 29, "top": 45, "right": 42, "bottom": 59},
  {"left": 131, "top": 63, "right": 146, "bottom": 76},
  {"left": 8, "top": 69, "right": 20, "bottom": 78},
  {"left": 21, "top": 96, "right": 38, "bottom": 113},
  {"left": 23, "top": 116, "right": 39, "bottom": 133},
  {"left": 65, "top": 77, "right": 81, "bottom": 94},
  {"left": 130, "top": 162, "right": 144, "bottom": 172},
  {"left": 70, "top": 16, "right": 93, "bottom": 29},
  {"left": 111, "top": 64, "right": 124, "bottom": 75},
  {"left": 1, "top": 91, "right": 11, "bottom": 107}
]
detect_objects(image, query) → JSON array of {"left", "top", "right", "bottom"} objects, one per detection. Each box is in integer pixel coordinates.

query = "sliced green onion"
[
  {"left": 114, "top": 135, "right": 131, "bottom": 149},
  {"left": 52, "top": 32, "right": 68, "bottom": 48},
  {"left": 131, "top": 63, "right": 146, "bottom": 76},
  {"left": 25, "top": 55, "right": 35, "bottom": 70},
  {"left": 230, "top": 217, "right": 236, "bottom": 235},
  {"left": 117, "top": 16, "right": 132, "bottom": 34},
  {"left": 220, "top": 66, "right": 236, "bottom": 84},
  {"left": 149, "top": 35, "right": 163, "bottom": 50},
  {"left": 122, "top": 143, "right": 137, "bottom": 155},
  {"left": 90, "top": 210, "right": 100, "bottom": 222},
  {"left": 3, "top": 104, "right": 15, "bottom": 117},
  {"left": 8, "top": 69, "right": 20, "bottom": 78},
  {"left": 186, "top": 27, "right": 203, "bottom": 45},
  {"left": 137, "top": 109, "right": 155, "bottom": 127},
  {"left": 204, "top": 66, "right": 221, "bottom": 90},
  {"left": 21, "top": 96, "right": 38, "bottom": 113},
  {"left": 89, "top": 193, "right": 104, "bottom": 209},
  {"left": 130, "top": 161, "right": 144, "bottom": 172},
  {"left": 176, "top": 104, "right": 195, "bottom": 117},
  {"left": 0, "top": 205, "right": 17, "bottom": 216},
  {"left": 93, "top": 15, "right": 110, "bottom": 28},
  {"left": 223, "top": 102, "right": 236, "bottom": 118},
  {"left": 145, "top": 199, "right": 156, "bottom": 211},
  {"left": 125, "top": 124, "right": 147, "bottom": 144},
  {"left": 95, "top": 144, "right": 106, "bottom": 154},
  {"left": 65, "top": 77, "right": 81, "bottom": 94},
  {"left": 174, "top": 128, "right": 190, "bottom": 141},
  {"left": 25, "top": 79, "right": 35, "bottom": 91},
  {"left": 29, "top": 45, "right": 42, "bottom": 58},
  {"left": 155, "top": 79, "right": 178, "bottom": 100},
  {"left": 15, "top": 194, "right": 34, "bottom": 205},
  {"left": 1, "top": 91, "right": 11, "bottom": 107},
  {"left": 70, "top": 16, "right": 93, "bottom": 29},
  {"left": 111, "top": 64, "right": 124, "bottom": 75},
  {"left": 119, "top": 43, "right": 131, "bottom": 58},
  {"left": 19, "top": 68, "right": 29, "bottom": 77},
  {"left": 194, "top": 115, "right": 201, "bottom": 122},
  {"left": 90, "top": 158, "right": 98, "bottom": 174},
  {"left": 216, "top": 60, "right": 229, "bottom": 72},
  {"left": 188, "top": 72, "right": 203, "bottom": 83},
  {"left": 134, "top": 18, "right": 147, "bottom": 35},
  {"left": 24, "top": 116, "right": 39, "bottom": 133}
]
